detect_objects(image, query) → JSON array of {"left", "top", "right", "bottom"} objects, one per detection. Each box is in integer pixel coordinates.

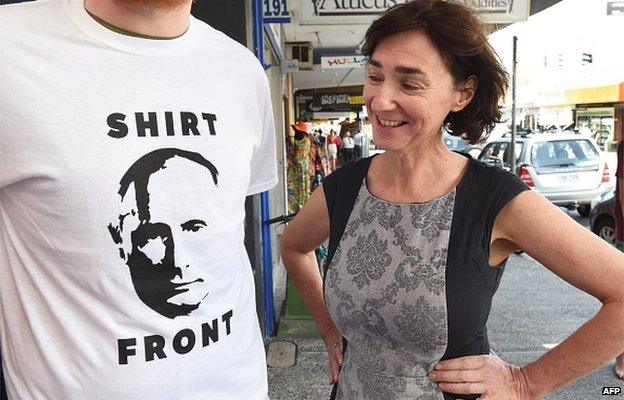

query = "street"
[{"left": 268, "top": 210, "right": 623, "bottom": 399}]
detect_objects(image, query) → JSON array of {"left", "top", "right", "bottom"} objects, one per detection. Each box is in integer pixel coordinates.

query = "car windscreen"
[
  {"left": 478, "top": 141, "right": 523, "bottom": 169},
  {"left": 443, "top": 135, "right": 469, "bottom": 150},
  {"left": 530, "top": 139, "right": 599, "bottom": 168}
]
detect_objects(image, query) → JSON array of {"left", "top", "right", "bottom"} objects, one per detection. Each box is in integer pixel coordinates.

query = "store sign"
[
  {"left": 319, "top": 94, "right": 350, "bottom": 106},
  {"left": 607, "top": 1, "right": 624, "bottom": 15},
  {"left": 348, "top": 95, "right": 364, "bottom": 104},
  {"left": 301, "top": 0, "right": 529, "bottom": 24},
  {"left": 306, "top": 93, "right": 364, "bottom": 114},
  {"left": 321, "top": 55, "right": 367, "bottom": 69},
  {"left": 301, "top": 0, "right": 408, "bottom": 24},
  {"left": 462, "top": 0, "right": 530, "bottom": 23},
  {"left": 313, "top": 112, "right": 353, "bottom": 119},
  {"left": 263, "top": 0, "right": 291, "bottom": 23}
]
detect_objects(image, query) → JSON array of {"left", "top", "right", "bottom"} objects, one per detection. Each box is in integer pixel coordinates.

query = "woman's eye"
[
  {"left": 367, "top": 75, "right": 382, "bottom": 83},
  {"left": 402, "top": 83, "right": 422, "bottom": 91}
]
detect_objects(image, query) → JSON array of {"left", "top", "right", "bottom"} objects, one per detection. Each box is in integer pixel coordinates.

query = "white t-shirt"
[
  {"left": 342, "top": 137, "right": 355, "bottom": 149},
  {"left": 0, "top": 1, "right": 277, "bottom": 399}
]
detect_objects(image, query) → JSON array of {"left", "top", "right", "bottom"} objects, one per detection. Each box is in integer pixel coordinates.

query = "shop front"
[
  {"left": 574, "top": 106, "right": 617, "bottom": 150},
  {"left": 295, "top": 85, "right": 365, "bottom": 121},
  {"left": 568, "top": 82, "right": 624, "bottom": 150}
]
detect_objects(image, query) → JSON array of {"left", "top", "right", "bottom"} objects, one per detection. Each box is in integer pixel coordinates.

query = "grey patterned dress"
[
  {"left": 325, "top": 182, "right": 453, "bottom": 400},
  {"left": 322, "top": 156, "right": 528, "bottom": 400}
]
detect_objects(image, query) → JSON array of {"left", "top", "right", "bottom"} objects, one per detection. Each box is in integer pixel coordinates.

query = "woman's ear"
[{"left": 451, "top": 75, "right": 477, "bottom": 112}]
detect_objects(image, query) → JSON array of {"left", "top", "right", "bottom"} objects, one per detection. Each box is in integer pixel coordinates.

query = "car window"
[
  {"left": 479, "top": 142, "right": 523, "bottom": 169},
  {"left": 503, "top": 142, "right": 523, "bottom": 166},
  {"left": 530, "top": 139, "right": 599, "bottom": 167},
  {"left": 479, "top": 143, "right": 506, "bottom": 168},
  {"left": 444, "top": 135, "right": 469, "bottom": 150}
]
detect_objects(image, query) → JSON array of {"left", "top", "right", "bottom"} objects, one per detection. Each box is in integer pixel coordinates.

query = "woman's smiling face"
[{"left": 364, "top": 29, "right": 469, "bottom": 152}]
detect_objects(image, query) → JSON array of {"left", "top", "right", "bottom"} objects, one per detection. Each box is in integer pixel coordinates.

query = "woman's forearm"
[
  {"left": 522, "top": 301, "right": 624, "bottom": 398},
  {"left": 282, "top": 246, "right": 337, "bottom": 335}
]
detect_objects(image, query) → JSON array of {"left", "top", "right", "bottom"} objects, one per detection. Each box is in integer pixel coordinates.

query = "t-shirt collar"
[{"left": 64, "top": 0, "right": 200, "bottom": 57}]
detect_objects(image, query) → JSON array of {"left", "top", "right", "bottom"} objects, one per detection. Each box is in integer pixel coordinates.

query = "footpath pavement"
[{"left": 267, "top": 240, "right": 623, "bottom": 399}]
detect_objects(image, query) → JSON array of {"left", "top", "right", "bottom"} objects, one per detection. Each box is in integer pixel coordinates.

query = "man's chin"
[
  {"left": 142, "top": 300, "right": 200, "bottom": 319},
  {"left": 132, "top": 282, "right": 207, "bottom": 318},
  {"left": 115, "top": 0, "right": 190, "bottom": 12},
  {"left": 168, "top": 288, "right": 209, "bottom": 307},
  {"left": 167, "top": 298, "right": 202, "bottom": 310},
  {"left": 168, "top": 299, "right": 201, "bottom": 312}
]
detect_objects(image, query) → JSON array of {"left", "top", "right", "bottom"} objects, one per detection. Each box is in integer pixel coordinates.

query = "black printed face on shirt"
[{"left": 108, "top": 149, "right": 219, "bottom": 319}]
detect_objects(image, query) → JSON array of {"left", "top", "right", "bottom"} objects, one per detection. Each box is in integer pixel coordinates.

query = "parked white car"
[{"left": 478, "top": 133, "right": 612, "bottom": 217}]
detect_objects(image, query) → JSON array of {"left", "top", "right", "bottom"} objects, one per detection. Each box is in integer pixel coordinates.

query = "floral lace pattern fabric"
[{"left": 325, "top": 182, "right": 455, "bottom": 400}]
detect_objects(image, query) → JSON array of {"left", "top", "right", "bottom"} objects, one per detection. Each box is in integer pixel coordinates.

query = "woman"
[
  {"left": 327, "top": 130, "right": 341, "bottom": 170},
  {"left": 281, "top": 1, "right": 624, "bottom": 399}
]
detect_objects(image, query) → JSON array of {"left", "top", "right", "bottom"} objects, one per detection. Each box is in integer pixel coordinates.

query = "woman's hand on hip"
[
  {"left": 321, "top": 325, "right": 344, "bottom": 384},
  {"left": 427, "top": 354, "right": 536, "bottom": 399}
]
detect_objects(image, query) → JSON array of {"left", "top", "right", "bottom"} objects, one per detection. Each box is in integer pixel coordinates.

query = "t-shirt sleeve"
[{"left": 246, "top": 73, "right": 278, "bottom": 196}]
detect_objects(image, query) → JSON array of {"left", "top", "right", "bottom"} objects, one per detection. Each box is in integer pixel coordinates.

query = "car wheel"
[
  {"left": 593, "top": 217, "right": 616, "bottom": 245},
  {"left": 577, "top": 204, "right": 591, "bottom": 217}
]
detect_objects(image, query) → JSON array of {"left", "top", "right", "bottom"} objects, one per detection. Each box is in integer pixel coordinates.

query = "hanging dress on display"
[{"left": 287, "top": 132, "right": 313, "bottom": 213}]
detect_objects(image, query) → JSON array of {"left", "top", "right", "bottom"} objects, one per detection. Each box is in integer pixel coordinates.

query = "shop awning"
[{"left": 565, "top": 82, "right": 624, "bottom": 105}]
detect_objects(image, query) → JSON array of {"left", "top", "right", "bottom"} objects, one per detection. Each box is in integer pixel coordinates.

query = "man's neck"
[{"left": 84, "top": 0, "right": 192, "bottom": 39}]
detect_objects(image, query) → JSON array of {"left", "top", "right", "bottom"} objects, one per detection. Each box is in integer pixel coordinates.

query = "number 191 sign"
[{"left": 263, "top": 0, "right": 291, "bottom": 23}]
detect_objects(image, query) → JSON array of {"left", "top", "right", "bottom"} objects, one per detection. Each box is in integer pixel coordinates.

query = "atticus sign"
[
  {"left": 301, "top": 0, "right": 529, "bottom": 24},
  {"left": 607, "top": 1, "right": 624, "bottom": 15}
]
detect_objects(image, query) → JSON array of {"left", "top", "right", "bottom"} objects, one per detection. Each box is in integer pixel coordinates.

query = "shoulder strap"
[{"left": 322, "top": 157, "right": 373, "bottom": 278}]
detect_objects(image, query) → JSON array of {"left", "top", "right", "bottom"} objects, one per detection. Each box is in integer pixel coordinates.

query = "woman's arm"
[
  {"left": 429, "top": 190, "right": 624, "bottom": 399},
  {"left": 281, "top": 185, "right": 344, "bottom": 383},
  {"left": 497, "top": 191, "right": 624, "bottom": 398}
]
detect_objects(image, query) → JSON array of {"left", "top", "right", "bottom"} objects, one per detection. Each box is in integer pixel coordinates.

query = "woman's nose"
[{"left": 369, "top": 83, "right": 397, "bottom": 112}]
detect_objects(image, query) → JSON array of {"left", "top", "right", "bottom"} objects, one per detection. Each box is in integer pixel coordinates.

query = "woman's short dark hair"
[{"left": 361, "top": 0, "right": 509, "bottom": 144}]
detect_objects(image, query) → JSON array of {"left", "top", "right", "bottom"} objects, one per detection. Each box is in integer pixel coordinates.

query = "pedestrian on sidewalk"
[
  {"left": 327, "top": 130, "right": 341, "bottom": 171},
  {"left": 0, "top": 1, "right": 277, "bottom": 399},
  {"left": 341, "top": 132, "right": 355, "bottom": 164},
  {"left": 281, "top": 1, "right": 624, "bottom": 399},
  {"left": 353, "top": 129, "right": 366, "bottom": 160}
]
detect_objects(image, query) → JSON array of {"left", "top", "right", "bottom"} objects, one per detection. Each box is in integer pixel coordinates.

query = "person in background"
[
  {"left": 341, "top": 131, "right": 356, "bottom": 164},
  {"left": 281, "top": 1, "right": 623, "bottom": 399},
  {"left": 327, "top": 129, "right": 341, "bottom": 171},
  {"left": 0, "top": 0, "right": 277, "bottom": 399},
  {"left": 339, "top": 117, "right": 351, "bottom": 137},
  {"left": 362, "top": 116, "right": 374, "bottom": 154},
  {"left": 361, "top": 127, "right": 371, "bottom": 158},
  {"left": 353, "top": 129, "right": 366, "bottom": 160}
]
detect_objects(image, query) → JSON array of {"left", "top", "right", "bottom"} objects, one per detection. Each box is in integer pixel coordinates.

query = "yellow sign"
[
  {"left": 565, "top": 83, "right": 624, "bottom": 104},
  {"left": 348, "top": 95, "right": 364, "bottom": 105}
]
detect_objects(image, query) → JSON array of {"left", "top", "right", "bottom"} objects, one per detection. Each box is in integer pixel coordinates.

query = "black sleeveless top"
[{"left": 322, "top": 155, "right": 528, "bottom": 400}]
